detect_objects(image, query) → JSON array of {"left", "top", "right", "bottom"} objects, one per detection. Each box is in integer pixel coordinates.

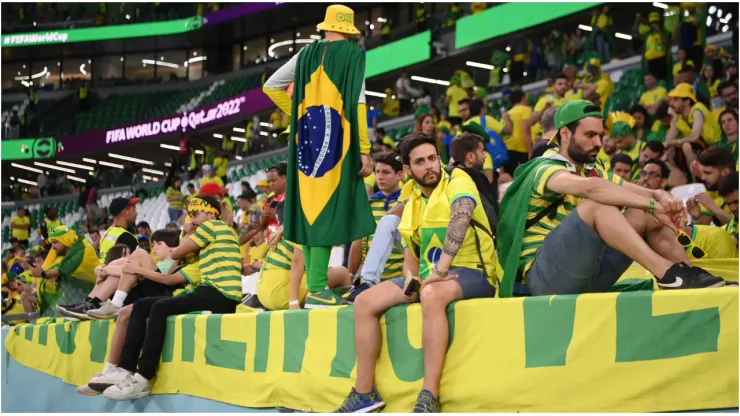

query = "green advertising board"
[
  {"left": 365, "top": 31, "right": 432, "bottom": 78},
  {"left": 1, "top": 137, "right": 59, "bottom": 160},
  {"left": 2, "top": 16, "right": 204, "bottom": 47},
  {"left": 455, "top": 3, "right": 601, "bottom": 49}
]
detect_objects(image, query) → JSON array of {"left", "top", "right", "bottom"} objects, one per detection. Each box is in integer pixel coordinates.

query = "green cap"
[
  {"left": 548, "top": 100, "right": 603, "bottom": 145},
  {"left": 610, "top": 121, "right": 633, "bottom": 137},
  {"left": 459, "top": 121, "right": 488, "bottom": 142}
]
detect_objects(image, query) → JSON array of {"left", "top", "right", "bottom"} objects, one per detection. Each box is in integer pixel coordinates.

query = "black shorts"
[{"left": 124, "top": 279, "right": 173, "bottom": 306}]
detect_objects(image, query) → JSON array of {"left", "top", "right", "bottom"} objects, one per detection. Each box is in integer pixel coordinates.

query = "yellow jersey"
[
  {"left": 531, "top": 94, "right": 566, "bottom": 139},
  {"left": 688, "top": 224, "right": 738, "bottom": 260},
  {"left": 639, "top": 86, "right": 667, "bottom": 107},
  {"left": 504, "top": 104, "right": 533, "bottom": 153},
  {"left": 446, "top": 85, "right": 469, "bottom": 118},
  {"left": 10, "top": 216, "right": 30, "bottom": 241},
  {"left": 683, "top": 102, "right": 721, "bottom": 145},
  {"left": 189, "top": 219, "right": 242, "bottom": 301}
]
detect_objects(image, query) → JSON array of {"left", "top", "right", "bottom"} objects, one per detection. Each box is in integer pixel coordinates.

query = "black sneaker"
[
  {"left": 657, "top": 263, "right": 725, "bottom": 290},
  {"left": 345, "top": 282, "right": 374, "bottom": 304},
  {"left": 56, "top": 300, "right": 83, "bottom": 314},
  {"left": 60, "top": 300, "right": 96, "bottom": 320}
]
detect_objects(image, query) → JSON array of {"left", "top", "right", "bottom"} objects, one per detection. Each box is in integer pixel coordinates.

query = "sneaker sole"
[
  {"left": 87, "top": 311, "right": 118, "bottom": 319},
  {"left": 76, "top": 384, "right": 101, "bottom": 396},
  {"left": 64, "top": 310, "right": 93, "bottom": 320},
  {"left": 355, "top": 401, "right": 386, "bottom": 413},
  {"left": 103, "top": 390, "right": 151, "bottom": 400}
]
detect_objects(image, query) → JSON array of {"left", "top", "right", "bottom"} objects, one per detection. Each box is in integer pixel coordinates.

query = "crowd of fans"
[{"left": 0, "top": 3, "right": 738, "bottom": 412}]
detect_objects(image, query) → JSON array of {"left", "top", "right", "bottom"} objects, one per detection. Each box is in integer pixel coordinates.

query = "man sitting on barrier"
[
  {"left": 102, "top": 195, "right": 242, "bottom": 400},
  {"left": 498, "top": 100, "right": 724, "bottom": 298},
  {"left": 78, "top": 230, "right": 202, "bottom": 396},
  {"left": 335, "top": 132, "right": 497, "bottom": 413}
]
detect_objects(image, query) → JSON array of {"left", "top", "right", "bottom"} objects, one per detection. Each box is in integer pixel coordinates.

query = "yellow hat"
[
  {"left": 316, "top": 4, "right": 360, "bottom": 35},
  {"left": 257, "top": 179, "right": 269, "bottom": 187},
  {"left": 668, "top": 83, "right": 697, "bottom": 103},
  {"left": 382, "top": 136, "right": 397, "bottom": 150},
  {"left": 649, "top": 11, "right": 661, "bottom": 23}
]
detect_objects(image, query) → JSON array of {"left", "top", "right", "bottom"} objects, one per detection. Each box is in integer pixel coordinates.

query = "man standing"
[
  {"left": 10, "top": 207, "right": 31, "bottom": 248},
  {"left": 498, "top": 100, "right": 723, "bottom": 298},
  {"left": 335, "top": 132, "right": 496, "bottom": 412},
  {"left": 263, "top": 4, "right": 375, "bottom": 308},
  {"left": 99, "top": 198, "right": 139, "bottom": 263}
]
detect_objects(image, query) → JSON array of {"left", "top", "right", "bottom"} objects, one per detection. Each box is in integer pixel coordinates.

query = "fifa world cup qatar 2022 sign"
[{"left": 58, "top": 88, "right": 274, "bottom": 155}]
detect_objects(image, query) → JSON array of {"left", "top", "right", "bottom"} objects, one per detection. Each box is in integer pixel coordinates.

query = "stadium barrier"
[{"left": 4, "top": 288, "right": 738, "bottom": 412}]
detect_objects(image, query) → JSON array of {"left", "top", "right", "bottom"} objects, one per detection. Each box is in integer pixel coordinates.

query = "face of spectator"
[
  {"left": 51, "top": 240, "right": 70, "bottom": 255},
  {"left": 554, "top": 78, "right": 568, "bottom": 96},
  {"left": 151, "top": 240, "right": 171, "bottom": 261},
  {"left": 467, "top": 140, "right": 487, "bottom": 170},
  {"left": 631, "top": 111, "right": 646, "bottom": 129},
  {"left": 644, "top": 74, "right": 657, "bottom": 89},
  {"left": 720, "top": 85, "right": 739, "bottom": 108},
  {"left": 17, "top": 208, "right": 26, "bottom": 217},
  {"left": 90, "top": 232, "right": 101, "bottom": 248},
  {"left": 677, "top": 49, "right": 687, "bottom": 61},
  {"left": 669, "top": 96, "right": 688, "bottom": 114},
  {"left": 187, "top": 185, "right": 195, "bottom": 194},
  {"left": 459, "top": 102, "right": 470, "bottom": 121},
  {"left": 139, "top": 239, "right": 151, "bottom": 252},
  {"left": 405, "top": 143, "right": 442, "bottom": 188},
  {"left": 638, "top": 163, "right": 667, "bottom": 190},
  {"left": 237, "top": 198, "right": 250, "bottom": 210},
  {"left": 421, "top": 116, "right": 435, "bottom": 135},
  {"left": 728, "top": 66, "right": 738, "bottom": 80},
  {"left": 611, "top": 161, "right": 632, "bottom": 181},
  {"left": 562, "top": 117, "right": 603, "bottom": 164},
  {"left": 701, "top": 66, "right": 714, "bottom": 82},
  {"left": 374, "top": 162, "right": 402, "bottom": 194},
  {"left": 723, "top": 190, "right": 739, "bottom": 218},
  {"left": 563, "top": 66, "right": 577, "bottom": 80},
  {"left": 613, "top": 134, "right": 635, "bottom": 151},
  {"left": 638, "top": 146, "right": 663, "bottom": 168},
  {"left": 47, "top": 208, "right": 57, "bottom": 219},
  {"left": 258, "top": 185, "right": 270, "bottom": 194},
  {"left": 123, "top": 206, "right": 137, "bottom": 225},
  {"left": 174, "top": 179, "right": 182, "bottom": 189},
  {"left": 33, "top": 255, "right": 45, "bottom": 268},
  {"left": 721, "top": 113, "right": 738, "bottom": 136},
  {"left": 699, "top": 164, "right": 730, "bottom": 190},
  {"left": 267, "top": 169, "right": 286, "bottom": 195},
  {"left": 189, "top": 211, "right": 216, "bottom": 227},
  {"left": 137, "top": 225, "right": 150, "bottom": 236}
]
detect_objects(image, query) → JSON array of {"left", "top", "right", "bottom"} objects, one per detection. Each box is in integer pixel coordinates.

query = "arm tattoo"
[{"left": 443, "top": 197, "right": 475, "bottom": 257}]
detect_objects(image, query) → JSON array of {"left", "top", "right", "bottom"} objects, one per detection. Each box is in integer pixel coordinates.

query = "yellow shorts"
[{"left": 256, "top": 269, "right": 307, "bottom": 311}]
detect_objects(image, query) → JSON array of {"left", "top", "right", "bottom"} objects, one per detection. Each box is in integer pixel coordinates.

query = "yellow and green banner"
[{"left": 5, "top": 289, "right": 738, "bottom": 412}]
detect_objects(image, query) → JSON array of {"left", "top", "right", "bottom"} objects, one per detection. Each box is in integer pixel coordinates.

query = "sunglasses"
[
  {"left": 638, "top": 171, "right": 663, "bottom": 179},
  {"left": 676, "top": 230, "right": 706, "bottom": 259}
]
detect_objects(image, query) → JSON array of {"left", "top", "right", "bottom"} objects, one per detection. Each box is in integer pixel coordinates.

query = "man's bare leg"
[
  {"left": 88, "top": 276, "right": 120, "bottom": 301},
  {"left": 576, "top": 200, "right": 673, "bottom": 278},
  {"left": 352, "top": 281, "right": 409, "bottom": 393},
  {"left": 623, "top": 208, "right": 693, "bottom": 266},
  {"left": 106, "top": 304, "right": 133, "bottom": 365},
  {"left": 419, "top": 280, "right": 463, "bottom": 398}
]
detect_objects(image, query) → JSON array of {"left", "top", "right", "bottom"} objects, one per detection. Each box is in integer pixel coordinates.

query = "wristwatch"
[
  {"left": 41, "top": 270, "right": 46, "bottom": 278},
  {"left": 432, "top": 265, "right": 448, "bottom": 277}
]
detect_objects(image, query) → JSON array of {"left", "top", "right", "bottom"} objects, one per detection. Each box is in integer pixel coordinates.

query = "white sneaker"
[
  {"left": 103, "top": 373, "right": 151, "bottom": 400},
  {"left": 88, "top": 367, "right": 130, "bottom": 392},
  {"left": 87, "top": 300, "right": 121, "bottom": 319}
]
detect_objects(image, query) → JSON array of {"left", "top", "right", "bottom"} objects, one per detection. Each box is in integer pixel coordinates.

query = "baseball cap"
[
  {"left": 548, "top": 100, "right": 603, "bottom": 145},
  {"left": 137, "top": 234, "right": 149, "bottom": 241},
  {"left": 199, "top": 182, "right": 223, "bottom": 195},
  {"left": 109, "top": 197, "right": 140, "bottom": 216},
  {"left": 459, "top": 122, "right": 488, "bottom": 142},
  {"left": 257, "top": 179, "right": 269, "bottom": 187},
  {"left": 668, "top": 83, "right": 698, "bottom": 103}
]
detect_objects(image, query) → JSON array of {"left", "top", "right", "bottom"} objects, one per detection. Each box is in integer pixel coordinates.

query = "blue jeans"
[
  {"left": 168, "top": 208, "right": 183, "bottom": 222},
  {"left": 390, "top": 266, "right": 496, "bottom": 300},
  {"left": 361, "top": 214, "right": 403, "bottom": 284}
]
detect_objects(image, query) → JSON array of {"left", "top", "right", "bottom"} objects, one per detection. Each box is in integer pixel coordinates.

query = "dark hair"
[
  {"left": 509, "top": 89, "right": 526, "bottom": 104},
  {"left": 717, "top": 80, "right": 738, "bottom": 94},
  {"left": 643, "top": 159, "right": 670, "bottom": 178},
  {"left": 136, "top": 221, "right": 150, "bottom": 230},
  {"left": 399, "top": 132, "right": 437, "bottom": 165},
  {"left": 655, "top": 101, "right": 670, "bottom": 119},
  {"left": 34, "top": 249, "right": 47, "bottom": 259},
  {"left": 104, "top": 244, "right": 130, "bottom": 265},
  {"left": 469, "top": 99, "right": 484, "bottom": 116},
  {"left": 450, "top": 133, "right": 483, "bottom": 164},
  {"left": 268, "top": 162, "right": 287, "bottom": 176},
  {"left": 90, "top": 230, "right": 100, "bottom": 236},
  {"left": 239, "top": 189, "right": 257, "bottom": 201},
  {"left": 698, "top": 146, "right": 736, "bottom": 171},
  {"left": 187, "top": 183, "right": 195, "bottom": 189},
  {"left": 376, "top": 127, "right": 385, "bottom": 135},
  {"left": 555, "top": 73, "right": 569, "bottom": 82},
  {"left": 457, "top": 98, "right": 471, "bottom": 107},
  {"left": 629, "top": 104, "right": 649, "bottom": 122},
  {"left": 643, "top": 140, "right": 665, "bottom": 154},
  {"left": 151, "top": 230, "right": 180, "bottom": 248},
  {"left": 374, "top": 152, "right": 403, "bottom": 172},
  {"left": 610, "top": 153, "right": 634, "bottom": 168},
  {"left": 241, "top": 181, "right": 252, "bottom": 190},
  {"left": 718, "top": 173, "right": 739, "bottom": 197},
  {"left": 719, "top": 109, "right": 738, "bottom": 134},
  {"left": 195, "top": 194, "right": 222, "bottom": 217},
  {"left": 531, "top": 141, "right": 555, "bottom": 158}
]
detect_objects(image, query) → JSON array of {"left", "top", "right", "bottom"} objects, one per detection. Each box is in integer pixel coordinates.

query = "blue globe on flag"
[{"left": 296, "top": 105, "right": 344, "bottom": 178}]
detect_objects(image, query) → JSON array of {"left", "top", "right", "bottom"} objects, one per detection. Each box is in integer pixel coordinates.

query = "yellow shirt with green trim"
[
  {"left": 520, "top": 151, "right": 624, "bottom": 277},
  {"left": 639, "top": 86, "right": 667, "bottom": 107},
  {"left": 189, "top": 219, "right": 242, "bottom": 301},
  {"left": 505, "top": 104, "right": 533, "bottom": 153},
  {"left": 399, "top": 169, "right": 497, "bottom": 286},
  {"left": 644, "top": 31, "right": 667, "bottom": 60},
  {"left": 688, "top": 224, "right": 738, "bottom": 260},
  {"left": 595, "top": 148, "right": 613, "bottom": 172},
  {"left": 364, "top": 189, "right": 404, "bottom": 279},
  {"left": 173, "top": 262, "right": 203, "bottom": 297},
  {"left": 530, "top": 94, "right": 566, "bottom": 139},
  {"left": 724, "top": 217, "right": 738, "bottom": 242},
  {"left": 682, "top": 102, "right": 722, "bottom": 145}
]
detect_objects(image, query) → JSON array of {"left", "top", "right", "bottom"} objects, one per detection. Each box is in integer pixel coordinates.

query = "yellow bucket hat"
[
  {"left": 668, "top": 83, "right": 697, "bottom": 103},
  {"left": 316, "top": 4, "right": 360, "bottom": 35}
]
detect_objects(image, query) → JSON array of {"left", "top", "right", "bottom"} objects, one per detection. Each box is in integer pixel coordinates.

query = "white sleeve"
[
  {"left": 359, "top": 79, "right": 366, "bottom": 104},
  {"left": 263, "top": 53, "right": 300, "bottom": 89}
]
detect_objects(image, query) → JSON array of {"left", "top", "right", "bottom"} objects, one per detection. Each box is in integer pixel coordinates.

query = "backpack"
[
  {"left": 479, "top": 115, "right": 509, "bottom": 169},
  {"left": 445, "top": 165, "right": 499, "bottom": 280}
]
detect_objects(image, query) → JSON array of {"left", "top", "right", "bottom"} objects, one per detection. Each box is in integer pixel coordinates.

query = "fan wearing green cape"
[{"left": 263, "top": 4, "right": 375, "bottom": 308}]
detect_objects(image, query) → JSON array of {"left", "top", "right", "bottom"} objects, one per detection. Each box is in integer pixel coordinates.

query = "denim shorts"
[{"left": 391, "top": 266, "right": 496, "bottom": 300}]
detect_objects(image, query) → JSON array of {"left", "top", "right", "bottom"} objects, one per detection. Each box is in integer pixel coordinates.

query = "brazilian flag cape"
[{"left": 285, "top": 40, "right": 375, "bottom": 246}]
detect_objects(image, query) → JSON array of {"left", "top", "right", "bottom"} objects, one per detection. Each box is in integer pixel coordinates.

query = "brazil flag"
[{"left": 284, "top": 39, "right": 376, "bottom": 246}]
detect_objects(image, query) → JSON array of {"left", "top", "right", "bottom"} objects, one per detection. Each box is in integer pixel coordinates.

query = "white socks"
[
  {"left": 110, "top": 290, "right": 128, "bottom": 308},
  {"left": 103, "top": 362, "right": 117, "bottom": 373}
]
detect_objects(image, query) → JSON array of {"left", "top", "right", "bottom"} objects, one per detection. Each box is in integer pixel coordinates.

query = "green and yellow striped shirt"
[
  {"left": 364, "top": 189, "right": 404, "bottom": 279},
  {"left": 263, "top": 239, "right": 297, "bottom": 271},
  {"left": 520, "top": 154, "right": 623, "bottom": 276},
  {"left": 190, "top": 220, "right": 243, "bottom": 301}
]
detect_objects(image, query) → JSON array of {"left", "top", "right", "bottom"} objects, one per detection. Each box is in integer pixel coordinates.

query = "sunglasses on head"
[{"left": 676, "top": 230, "right": 706, "bottom": 259}]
